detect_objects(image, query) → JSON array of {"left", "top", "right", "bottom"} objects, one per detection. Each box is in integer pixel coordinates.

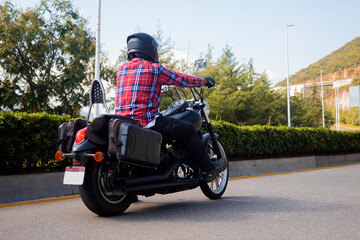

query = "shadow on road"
[{"left": 103, "top": 195, "right": 344, "bottom": 222}]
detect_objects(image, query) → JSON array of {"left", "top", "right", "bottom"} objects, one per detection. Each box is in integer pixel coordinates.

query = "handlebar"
[
  {"left": 161, "top": 83, "right": 219, "bottom": 93},
  {"left": 161, "top": 83, "right": 220, "bottom": 103}
]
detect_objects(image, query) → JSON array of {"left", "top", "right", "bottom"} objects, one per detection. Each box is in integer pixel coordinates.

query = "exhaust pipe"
[
  {"left": 124, "top": 178, "right": 199, "bottom": 195},
  {"left": 119, "top": 158, "right": 180, "bottom": 187}
]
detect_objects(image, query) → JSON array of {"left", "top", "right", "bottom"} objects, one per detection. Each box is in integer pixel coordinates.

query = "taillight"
[{"left": 75, "top": 127, "right": 87, "bottom": 143}]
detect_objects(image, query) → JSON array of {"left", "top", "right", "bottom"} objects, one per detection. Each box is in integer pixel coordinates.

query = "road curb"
[
  {"left": 228, "top": 153, "right": 360, "bottom": 177},
  {"left": 1, "top": 153, "right": 360, "bottom": 204}
]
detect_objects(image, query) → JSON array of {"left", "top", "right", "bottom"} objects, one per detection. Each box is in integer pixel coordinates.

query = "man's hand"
[{"left": 204, "top": 77, "right": 215, "bottom": 88}]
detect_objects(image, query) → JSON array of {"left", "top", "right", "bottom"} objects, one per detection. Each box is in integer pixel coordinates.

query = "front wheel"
[
  {"left": 79, "top": 159, "right": 135, "bottom": 216},
  {"left": 200, "top": 138, "right": 229, "bottom": 199}
]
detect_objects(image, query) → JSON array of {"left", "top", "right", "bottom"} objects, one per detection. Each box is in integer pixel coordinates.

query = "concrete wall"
[
  {"left": 1, "top": 153, "right": 360, "bottom": 204},
  {"left": 0, "top": 172, "right": 79, "bottom": 204}
]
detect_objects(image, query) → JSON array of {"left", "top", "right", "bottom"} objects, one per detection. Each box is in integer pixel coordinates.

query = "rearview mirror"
[{"left": 195, "top": 59, "right": 207, "bottom": 69}]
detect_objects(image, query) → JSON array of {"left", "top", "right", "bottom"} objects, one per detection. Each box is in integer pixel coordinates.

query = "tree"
[
  {"left": 197, "top": 45, "right": 327, "bottom": 127},
  {"left": 0, "top": 0, "right": 95, "bottom": 116},
  {"left": 291, "top": 90, "right": 333, "bottom": 128},
  {"left": 199, "top": 45, "right": 242, "bottom": 122},
  {"left": 200, "top": 45, "right": 280, "bottom": 125},
  {"left": 266, "top": 89, "right": 287, "bottom": 126}
]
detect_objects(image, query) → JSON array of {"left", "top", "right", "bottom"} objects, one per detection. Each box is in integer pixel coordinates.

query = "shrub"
[
  {"left": 0, "top": 111, "right": 71, "bottom": 174},
  {"left": 1, "top": 111, "right": 360, "bottom": 174},
  {"left": 211, "top": 120, "right": 360, "bottom": 159}
]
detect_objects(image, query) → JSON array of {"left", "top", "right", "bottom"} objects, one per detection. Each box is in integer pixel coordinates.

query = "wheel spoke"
[
  {"left": 215, "top": 177, "right": 220, "bottom": 189},
  {"left": 218, "top": 177, "right": 222, "bottom": 186},
  {"left": 210, "top": 180, "right": 215, "bottom": 190}
]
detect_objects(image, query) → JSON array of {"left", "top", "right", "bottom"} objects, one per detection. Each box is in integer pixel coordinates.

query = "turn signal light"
[
  {"left": 94, "top": 152, "right": 103, "bottom": 162},
  {"left": 75, "top": 127, "right": 87, "bottom": 143},
  {"left": 55, "top": 151, "right": 64, "bottom": 161}
]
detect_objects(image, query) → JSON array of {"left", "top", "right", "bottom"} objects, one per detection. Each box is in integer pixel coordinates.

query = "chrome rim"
[
  {"left": 207, "top": 140, "right": 228, "bottom": 194},
  {"left": 97, "top": 162, "right": 126, "bottom": 204},
  {"left": 207, "top": 168, "right": 228, "bottom": 194}
]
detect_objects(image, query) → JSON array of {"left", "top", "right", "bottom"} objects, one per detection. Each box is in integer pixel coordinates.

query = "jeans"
[{"left": 150, "top": 115, "right": 211, "bottom": 172}]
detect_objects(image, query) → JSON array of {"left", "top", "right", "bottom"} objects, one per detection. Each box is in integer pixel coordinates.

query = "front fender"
[{"left": 203, "top": 133, "right": 219, "bottom": 147}]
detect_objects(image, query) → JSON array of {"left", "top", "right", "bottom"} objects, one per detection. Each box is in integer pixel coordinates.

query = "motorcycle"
[{"left": 55, "top": 59, "right": 229, "bottom": 216}]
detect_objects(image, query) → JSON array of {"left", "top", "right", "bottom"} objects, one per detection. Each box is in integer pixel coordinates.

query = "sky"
[{"left": 5, "top": 0, "right": 360, "bottom": 85}]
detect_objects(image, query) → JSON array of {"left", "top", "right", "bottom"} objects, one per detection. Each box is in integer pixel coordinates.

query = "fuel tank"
[
  {"left": 168, "top": 110, "right": 202, "bottom": 131},
  {"left": 162, "top": 99, "right": 202, "bottom": 131}
]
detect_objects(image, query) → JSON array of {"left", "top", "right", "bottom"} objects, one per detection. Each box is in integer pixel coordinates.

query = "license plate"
[{"left": 63, "top": 166, "right": 85, "bottom": 185}]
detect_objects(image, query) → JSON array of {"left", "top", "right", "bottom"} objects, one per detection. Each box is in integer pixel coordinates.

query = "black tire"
[
  {"left": 200, "top": 138, "right": 229, "bottom": 199},
  {"left": 79, "top": 159, "right": 134, "bottom": 216}
]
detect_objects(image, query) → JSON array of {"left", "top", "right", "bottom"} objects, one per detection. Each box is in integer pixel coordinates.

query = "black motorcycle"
[{"left": 55, "top": 59, "right": 229, "bottom": 216}]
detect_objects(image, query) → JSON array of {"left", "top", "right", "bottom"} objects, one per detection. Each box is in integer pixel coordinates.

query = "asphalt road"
[{"left": 1, "top": 164, "right": 360, "bottom": 240}]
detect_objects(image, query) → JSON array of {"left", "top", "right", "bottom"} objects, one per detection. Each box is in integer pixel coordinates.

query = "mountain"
[{"left": 276, "top": 37, "right": 360, "bottom": 86}]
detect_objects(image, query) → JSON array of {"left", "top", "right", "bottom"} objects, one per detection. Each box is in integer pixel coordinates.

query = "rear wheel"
[
  {"left": 79, "top": 159, "right": 135, "bottom": 216},
  {"left": 200, "top": 139, "right": 229, "bottom": 199}
]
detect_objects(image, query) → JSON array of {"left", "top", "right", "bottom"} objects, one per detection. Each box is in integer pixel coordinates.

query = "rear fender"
[
  {"left": 72, "top": 139, "right": 98, "bottom": 152},
  {"left": 70, "top": 139, "right": 100, "bottom": 166}
]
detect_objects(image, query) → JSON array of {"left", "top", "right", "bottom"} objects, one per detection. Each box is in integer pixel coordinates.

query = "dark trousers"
[{"left": 150, "top": 115, "right": 211, "bottom": 172}]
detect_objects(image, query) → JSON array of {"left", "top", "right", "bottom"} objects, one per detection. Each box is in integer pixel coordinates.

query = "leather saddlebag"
[
  {"left": 108, "top": 118, "right": 162, "bottom": 167},
  {"left": 58, "top": 119, "right": 87, "bottom": 153}
]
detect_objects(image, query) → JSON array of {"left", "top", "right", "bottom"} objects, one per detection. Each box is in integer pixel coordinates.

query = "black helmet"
[{"left": 127, "top": 33, "right": 159, "bottom": 63}]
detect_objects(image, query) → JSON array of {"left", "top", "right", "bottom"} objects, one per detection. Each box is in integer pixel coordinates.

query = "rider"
[{"left": 115, "top": 32, "right": 226, "bottom": 182}]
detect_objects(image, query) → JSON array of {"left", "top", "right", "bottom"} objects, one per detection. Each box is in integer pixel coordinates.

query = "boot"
[{"left": 204, "top": 157, "right": 227, "bottom": 182}]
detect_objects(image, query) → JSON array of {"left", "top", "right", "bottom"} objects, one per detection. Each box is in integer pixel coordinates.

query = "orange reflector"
[
  {"left": 55, "top": 151, "right": 63, "bottom": 161},
  {"left": 94, "top": 152, "right": 103, "bottom": 162}
]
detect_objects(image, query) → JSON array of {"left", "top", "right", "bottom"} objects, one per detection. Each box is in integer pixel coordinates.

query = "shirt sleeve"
[{"left": 157, "top": 64, "right": 205, "bottom": 87}]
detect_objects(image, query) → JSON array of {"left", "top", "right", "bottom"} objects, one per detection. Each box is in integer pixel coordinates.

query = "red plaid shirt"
[{"left": 115, "top": 58, "right": 205, "bottom": 127}]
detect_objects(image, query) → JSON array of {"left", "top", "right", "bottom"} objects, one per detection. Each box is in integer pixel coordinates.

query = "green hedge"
[
  {"left": 0, "top": 111, "right": 71, "bottom": 174},
  {"left": 212, "top": 121, "right": 360, "bottom": 159},
  {"left": 1, "top": 111, "right": 360, "bottom": 174}
]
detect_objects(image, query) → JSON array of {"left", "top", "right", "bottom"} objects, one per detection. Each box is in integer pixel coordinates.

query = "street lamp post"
[
  {"left": 335, "top": 87, "right": 340, "bottom": 130},
  {"left": 94, "top": 0, "right": 101, "bottom": 117},
  {"left": 320, "top": 70, "right": 325, "bottom": 127},
  {"left": 286, "top": 24, "right": 294, "bottom": 127},
  {"left": 358, "top": 84, "right": 360, "bottom": 126}
]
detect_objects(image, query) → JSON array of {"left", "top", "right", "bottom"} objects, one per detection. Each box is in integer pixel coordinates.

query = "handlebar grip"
[{"left": 204, "top": 77, "right": 215, "bottom": 88}]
